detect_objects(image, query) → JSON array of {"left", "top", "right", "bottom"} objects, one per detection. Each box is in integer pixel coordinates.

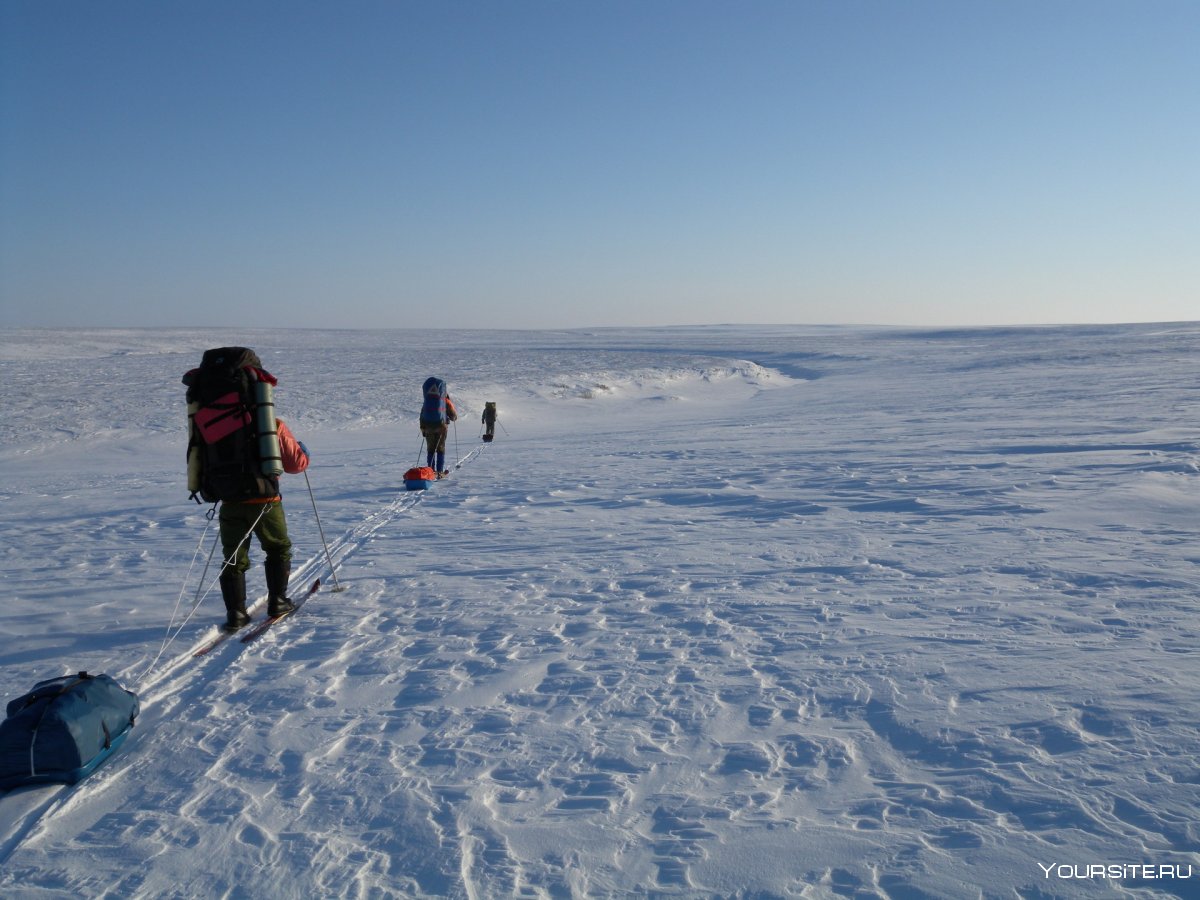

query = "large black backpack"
[{"left": 183, "top": 347, "right": 282, "bottom": 503}]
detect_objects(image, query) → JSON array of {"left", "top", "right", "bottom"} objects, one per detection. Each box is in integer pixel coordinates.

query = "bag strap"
[
  {"left": 20, "top": 671, "right": 91, "bottom": 710},
  {"left": 24, "top": 672, "right": 92, "bottom": 778}
]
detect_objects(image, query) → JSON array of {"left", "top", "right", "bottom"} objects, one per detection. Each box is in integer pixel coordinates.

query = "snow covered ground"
[{"left": 0, "top": 324, "right": 1197, "bottom": 898}]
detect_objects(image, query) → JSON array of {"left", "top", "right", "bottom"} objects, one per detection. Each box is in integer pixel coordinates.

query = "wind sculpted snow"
[{"left": 0, "top": 324, "right": 1197, "bottom": 898}]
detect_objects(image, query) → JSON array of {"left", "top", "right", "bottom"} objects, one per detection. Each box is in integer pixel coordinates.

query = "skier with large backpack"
[
  {"left": 419, "top": 376, "right": 458, "bottom": 477},
  {"left": 183, "top": 347, "right": 311, "bottom": 632}
]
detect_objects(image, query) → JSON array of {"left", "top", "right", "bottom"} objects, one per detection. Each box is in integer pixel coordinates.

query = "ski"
[
  {"left": 193, "top": 623, "right": 245, "bottom": 658},
  {"left": 239, "top": 578, "right": 321, "bottom": 645},
  {"left": 193, "top": 632, "right": 229, "bottom": 658}
]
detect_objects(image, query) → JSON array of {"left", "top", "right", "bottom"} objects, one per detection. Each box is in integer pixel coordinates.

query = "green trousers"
[
  {"left": 219, "top": 501, "right": 293, "bottom": 573},
  {"left": 422, "top": 424, "right": 448, "bottom": 454}
]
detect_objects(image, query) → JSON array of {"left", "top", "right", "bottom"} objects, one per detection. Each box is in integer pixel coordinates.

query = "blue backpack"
[
  {"left": 420, "top": 377, "right": 449, "bottom": 426},
  {"left": 0, "top": 672, "right": 139, "bottom": 790}
]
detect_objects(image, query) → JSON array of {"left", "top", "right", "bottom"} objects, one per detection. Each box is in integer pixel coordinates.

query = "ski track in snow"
[{"left": 0, "top": 324, "right": 1198, "bottom": 898}]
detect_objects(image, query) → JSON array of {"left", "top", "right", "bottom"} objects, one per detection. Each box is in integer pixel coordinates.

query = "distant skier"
[
  {"left": 419, "top": 376, "right": 458, "bottom": 477},
  {"left": 184, "top": 347, "right": 312, "bottom": 632},
  {"left": 481, "top": 402, "right": 498, "bottom": 443}
]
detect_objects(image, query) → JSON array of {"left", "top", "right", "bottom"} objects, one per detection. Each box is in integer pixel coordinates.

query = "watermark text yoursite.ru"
[{"left": 1039, "top": 863, "right": 1193, "bottom": 881}]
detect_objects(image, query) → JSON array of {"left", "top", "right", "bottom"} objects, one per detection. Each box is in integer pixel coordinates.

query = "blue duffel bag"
[{"left": 0, "top": 671, "right": 139, "bottom": 790}]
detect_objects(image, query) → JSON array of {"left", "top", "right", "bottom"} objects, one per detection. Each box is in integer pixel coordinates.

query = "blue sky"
[{"left": 2, "top": 1, "right": 1196, "bottom": 329}]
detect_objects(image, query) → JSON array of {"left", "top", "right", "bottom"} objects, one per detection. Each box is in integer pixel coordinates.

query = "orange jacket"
[
  {"left": 422, "top": 398, "right": 458, "bottom": 429},
  {"left": 278, "top": 419, "right": 309, "bottom": 474},
  {"left": 238, "top": 419, "right": 308, "bottom": 504}
]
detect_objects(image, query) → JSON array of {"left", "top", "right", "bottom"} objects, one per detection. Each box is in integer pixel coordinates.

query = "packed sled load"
[
  {"left": 0, "top": 672, "right": 139, "bottom": 790},
  {"left": 404, "top": 466, "right": 438, "bottom": 490}
]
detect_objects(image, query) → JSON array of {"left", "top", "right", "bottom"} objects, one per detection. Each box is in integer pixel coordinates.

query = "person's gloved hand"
[{"left": 299, "top": 441, "right": 310, "bottom": 458}]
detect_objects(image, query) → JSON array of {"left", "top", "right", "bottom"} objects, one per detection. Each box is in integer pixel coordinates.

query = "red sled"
[{"left": 404, "top": 466, "right": 437, "bottom": 490}]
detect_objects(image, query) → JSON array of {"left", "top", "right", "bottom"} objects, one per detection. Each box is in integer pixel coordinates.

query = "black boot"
[
  {"left": 265, "top": 558, "right": 295, "bottom": 618},
  {"left": 220, "top": 569, "right": 251, "bottom": 633}
]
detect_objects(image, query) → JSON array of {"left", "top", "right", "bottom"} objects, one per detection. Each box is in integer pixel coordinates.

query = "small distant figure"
[
  {"left": 419, "top": 376, "right": 458, "bottom": 476},
  {"left": 482, "top": 402, "right": 498, "bottom": 442}
]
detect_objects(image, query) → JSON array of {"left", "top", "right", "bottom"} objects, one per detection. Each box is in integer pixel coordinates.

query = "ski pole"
[
  {"left": 453, "top": 419, "right": 460, "bottom": 467},
  {"left": 304, "top": 470, "right": 345, "bottom": 592},
  {"left": 138, "top": 504, "right": 262, "bottom": 686},
  {"left": 139, "top": 513, "right": 220, "bottom": 684},
  {"left": 194, "top": 519, "right": 222, "bottom": 605}
]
